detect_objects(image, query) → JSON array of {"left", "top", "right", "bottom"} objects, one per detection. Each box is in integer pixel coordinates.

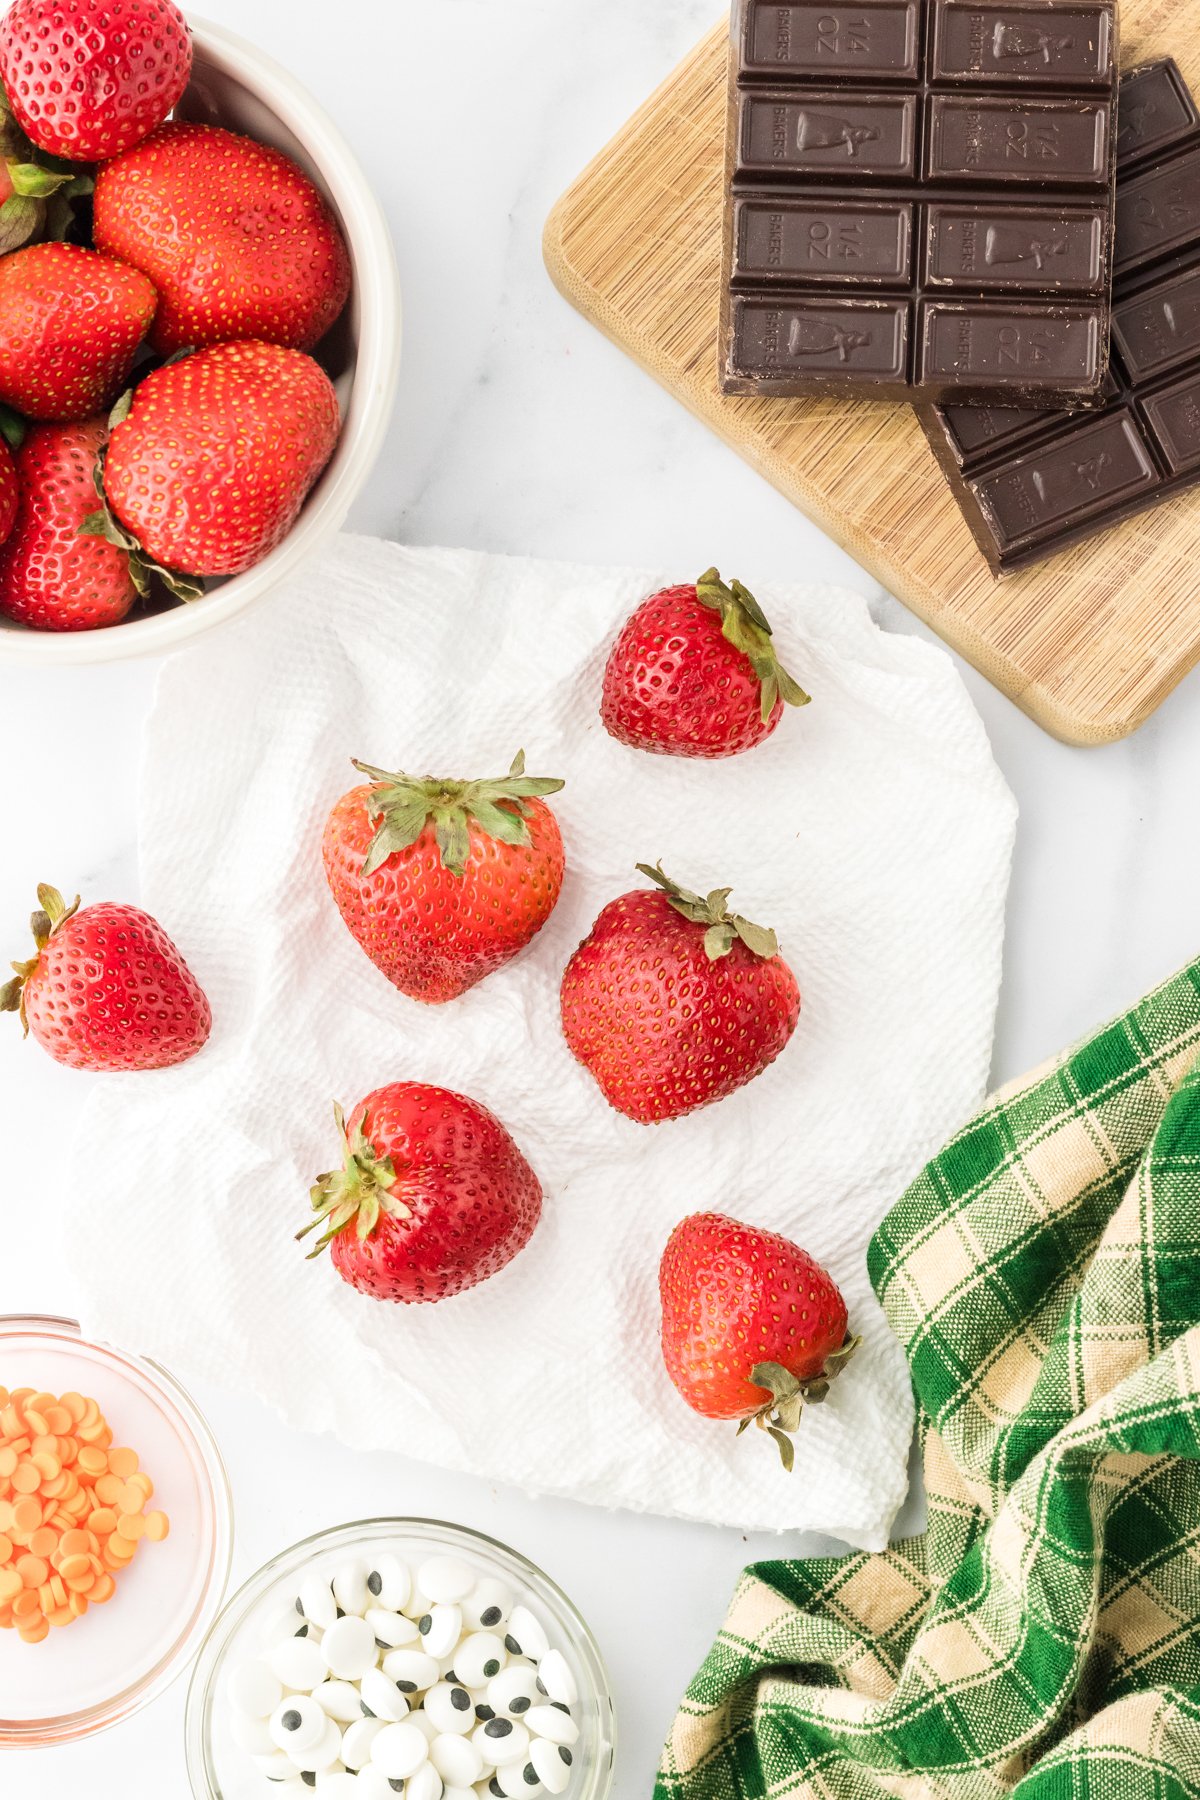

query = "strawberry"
[
  {"left": 299, "top": 1083, "right": 542, "bottom": 1304},
  {"left": 560, "top": 863, "right": 800, "bottom": 1123},
  {"left": 1, "top": 883, "right": 211, "bottom": 1071},
  {"left": 93, "top": 122, "right": 351, "bottom": 355},
  {"left": 0, "top": 243, "right": 156, "bottom": 421},
  {"left": 601, "top": 568, "right": 810, "bottom": 759},
  {"left": 323, "top": 753, "right": 566, "bottom": 1005},
  {"left": 0, "top": 0, "right": 192, "bottom": 163},
  {"left": 0, "top": 430, "right": 16, "bottom": 546},
  {"left": 0, "top": 87, "right": 93, "bottom": 255},
  {"left": 659, "top": 1212, "right": 858, "bottom": 1468},
  {"left": 0, "top": 416, "right": 139, "bottom": 630},
  {"left": 101, "top": 341, "right": 340, "bottom": 577}
]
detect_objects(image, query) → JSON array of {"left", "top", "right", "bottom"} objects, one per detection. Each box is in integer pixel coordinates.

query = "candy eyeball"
[
  {"left": 536, "top": 1650, "right": 577, "bottom": 1708},
  {"left": 287, "top": 1714, "right": 343, "bottom": 1773},
  {"left": 270, "top": 1694, "right": 328, "bottom": 1753},
  {"left": 367, "top": 1605, "right": 420, "bottom": 1648},
  {"left": 232, "top": 1711, "right": 276, "bottom": 1754},
  {"left": 504, "top": 1608, "right": 549, "bottom": 1663},
  {"left": 340, "top": 1715, "right": 386, "bottom": 1770},
  {"left": 382, "top": 1647, "right": 441, "bottom": 1694},
  {"left": 430, "top": 1731, "right": 486, "bottom": 1787},
  {"left": 321, "top": 1615, "right": 378, "bottom": 1681},
  {"left": 418, "top": 1603, "right": 463, "bottom": 1660},
  {"left": 473, "top": 1718, "right": 530, "bottom": 1767},
  {"left": 267, "top": 1636, "right": 327, "bottom": 1691},
  {"left": 487, "top": 1665, "right": 537, "bottom": 1718},
  {"left": 528, "top": 1738, "right": 572, "bottom": 1796},
  {"left": 332, "top": 1560, "right": 371, "bottom": 1616},
  {"left": 360, "top": 1665, "right": 411, "bottom": 1724},
  {"left": 409, "top": 1760, "right": 447, "bottom": 1800},
  {"left": 425, "top": 1679, "right": 476, "bottom": 1736},
  {"left": 313, "top": 1680, "right": 365, "bottom": 1724},
  {"left": 524, "top": 1707, "right": 578, "bottom": 1749},
  {"left": 454, "top": 1632, "right": 508, "bottom": 1689},
  {"left": 462, "top": 1578, "right": 515, "bottom": 1634},
  {"left": 371, "top": 1718, "right": 431, "bottom": 1780},
  {"left": 299, "top": 1573, "right": 338, "bottom": 1631}
]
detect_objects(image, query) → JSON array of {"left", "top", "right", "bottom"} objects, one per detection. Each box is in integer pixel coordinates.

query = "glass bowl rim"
[
  {"left": 0, "top": 1311, "right": 234, "bottom": 1747},
  {"left": 184, "top": 1515, "right": 618, "bottom": 1800}
]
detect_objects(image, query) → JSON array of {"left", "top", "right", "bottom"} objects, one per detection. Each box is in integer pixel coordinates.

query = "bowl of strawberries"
[{"left": 0, "top": 0, "right": 400, "bottom": 661}]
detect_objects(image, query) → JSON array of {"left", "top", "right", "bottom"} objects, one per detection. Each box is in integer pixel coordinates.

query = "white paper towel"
[{"left": 69, "top": 536, "right": 1015, "bottom": 1549}]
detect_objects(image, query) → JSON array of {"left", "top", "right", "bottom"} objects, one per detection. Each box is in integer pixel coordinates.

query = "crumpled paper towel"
[{"left": 69, "top": 536, "right": 1015, "bottom": 1549}]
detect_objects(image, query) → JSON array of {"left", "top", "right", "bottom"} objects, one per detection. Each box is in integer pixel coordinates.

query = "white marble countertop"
[{"left": 3, "top": 1, "right": 1200, "bottom": 1794}]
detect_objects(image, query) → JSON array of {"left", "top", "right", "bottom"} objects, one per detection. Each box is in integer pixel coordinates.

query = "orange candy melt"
[{"left": 0, "top": 1387, "right": 169, "bottom": 1643}]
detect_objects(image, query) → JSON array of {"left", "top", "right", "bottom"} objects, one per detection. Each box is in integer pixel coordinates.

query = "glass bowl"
[
  {"left": 0, "top": 1314, "right": 233, "bottom": 1746},
  {"left": 185, "top": 1518, "right": 617, "bottom": 1800}
]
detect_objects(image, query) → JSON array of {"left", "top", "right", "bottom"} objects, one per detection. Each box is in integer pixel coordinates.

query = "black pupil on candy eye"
[
  {"left": 552, "top": 1701, "right": 570, "bottom": 1713},
  {"left": 476, "top": 1704, "right": 495, "bottom": 1720},
  {"left": 419, "top": 1615, "right": 432, "bottom": 1634},
  {"left": 294, "top": 1597, "right": 304, "bottom": 1615},
  {"left": 367, "top": 1571, "right": 382, "bottom": 1595},
  {"left": 505, "top": 1634, "right": 521, "bottom": 1654},
  {"left": 452, "top": 1688, "right": 470, "bottom": 1710},
  {"left": 512, "top": 1697, "right": 530, "bottom": 1713},
  {"left": 490, "top": 1782, "right": 504, "bottom": 1797},
  {"left": 282, "top": 1710, "right": 301, "bottom": 1730},
  {"left": 390, "top": 1785, "right": 404, "bottom": 1794},
  {"left": 486, "top": 1718, "right": 513, "bottom": 1737},
  {"left": 560, "top": 1748, "right": 573, "bottom": 1765},
  {"left": 524, "top": 1767, "right": 539, "bottom": 1786},
  {"left": 484, "top": 1659, "right": 500, "bottom": 1677},
  {"left": 301, "top": 1777, "right": 316, "bottom": 1789},
  {"left": 397, "top": 1680, "right": 417, "bottom": 1693},
  {"left": 482, "top": 1606, "right": 502, "bottom": 1625},
  {"left": 295, "top": 1625, "right": 308, "bottom": 1637}
]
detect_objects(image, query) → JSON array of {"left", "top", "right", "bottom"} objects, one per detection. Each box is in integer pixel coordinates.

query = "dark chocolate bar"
[
  {"left": 720, "top": 0, "right": 1119, "bottom": 405},
  {"left": 927, "top": 60, "right": 1200, "bottom": 571}
]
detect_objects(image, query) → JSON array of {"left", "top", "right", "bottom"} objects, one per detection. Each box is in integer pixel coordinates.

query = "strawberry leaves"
[
  {"left": 1, "top": 883, "right": 81, "bottom": 1032},
  {"left": 297, "top": 1102, "right": 413, "bottom": 1259},
  {"left": 695, "top": 568, "right": 811, "bottom": 724},
  {"left": 0, "top": 85, "right": 93, "bottom": 254},
  {"left": 77, "top": 438, "right": 205, "bottom": 604},
  {"left": 636, "top": 862, "right": 781, "bottom": 962},
  {"left": 353, "top": 752, "right": 566, "bottom": 879},
  {"left": 737, "top": 1340, "right": 863, "bottom": 1471}
]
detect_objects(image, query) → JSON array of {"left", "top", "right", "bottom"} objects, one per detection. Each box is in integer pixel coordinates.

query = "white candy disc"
[
  {"left": 229, "top": 1660, "right": 282, "bottom": 1718},
  {"left": 535, "top": 1650, "right": 577, "bottom": 1708},
  {"left": 251, "top": 1749, "right": 296, "bottom": 1779},
  {"left": 525, "top": 1706, "right": 578, "bottom": 1748},
  {"left": 317, "top": 1773, "right": 361, "bottom": 1797},
  {"left": 361, "top": 1665, "right": 411, "bottom": 1724},
  {"left": 270, "top": 1694, "right": 328, "bottom": 1752},
  {"left": 368, "top": 1605, "right": 420, "bottom": 1648},
  {"left": 505, "top": 1608, "right": 549, "bottom": 1664},
  {"left": 299, "top": 1573, "right": 338, "bottom": 1631},
  {"left": 382, "top": 1647, "right": 441, "bottom": 1694},
  {"left": 401, "top": 1582, "right": 434, "bottom": 1622},
  {"left": 454, "top": 1632, "right": 507, "bottom": 1689},
  {"left": 341, "top": 1715, "right": 386, "bottom": 1770},
  {"left": 418, "top": 1603, "right": 463, "bottom": 1661},
  {"left": 372, "top": 1719, "right": 431, "bottom": 1780},
  {"left": 431, "top": 1732, "right": 486, "bottom": 1787},
  {"left": 332, "top": 1559, "right": 372, "bottom": 1616},
  {"left": 418, "top": 1556, "right": 477, "bottom": 1605},
  {"left": 425, "top": 1680, "right": 477, "bottom": 1736},
  {"left": 313, "top": 1679, "right": 366, "bottom": 1724},
  {"left": 356, "top": 1769, "right": 397, "bottom": 1800},
  {"left": 528, "top": 1738, "right": 572, "bottom": 1796},
  {"left": 409, "top": 1760, "right": 446, "bottom": 1800},
  {"left": 322, "top": 1615, "right": 378, "bottom": 1681},
  {"left": 497, "top": 1760, "right": 542, "bottom": 1800}
]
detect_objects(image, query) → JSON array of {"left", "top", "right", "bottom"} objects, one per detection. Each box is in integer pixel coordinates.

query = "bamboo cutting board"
[{"left": 544, "top": 11, "right": 1200, "bottom": 745}]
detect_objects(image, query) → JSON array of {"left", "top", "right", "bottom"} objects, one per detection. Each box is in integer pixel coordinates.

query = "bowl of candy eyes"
[
  {"left": 184, "top": 1518, "right": 616, "bottom": 1800},
  {"left": 0, "top": 13, "right": 401, "bottom": 666}
]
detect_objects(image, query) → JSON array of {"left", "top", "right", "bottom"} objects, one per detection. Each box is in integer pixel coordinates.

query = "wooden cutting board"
[{"left": 544, "top": 9, "right": 1200, "bottom": 745}]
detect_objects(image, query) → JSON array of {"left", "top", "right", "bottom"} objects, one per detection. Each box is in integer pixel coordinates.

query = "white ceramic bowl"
[{"left": 0, "top": 15, "right": 401, "bottom": 666}]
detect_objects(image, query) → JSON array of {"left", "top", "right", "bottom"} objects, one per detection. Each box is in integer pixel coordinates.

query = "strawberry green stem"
[
  {"left": 636, "top": 862, "right": 780, "bottom": 963},
  {"left": 353, "top": 751, "right": 565, "bottom": 879},
  {"left": 297, "top": 1103, "right": 412, "bottom": 1259},
  {"left": 736, "top": 1339, "right": 862, "bottom": 1472},
  {"left": 0, "top": 884, "right": 80, "bottom": 1034},
  {"left": 695, "top": 568, "right": 811, "bottom": 724}
]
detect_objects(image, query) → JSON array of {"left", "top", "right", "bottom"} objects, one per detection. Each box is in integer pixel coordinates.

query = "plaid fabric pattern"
[{"left": 658, "top": 960, "right": 1200, "bottom": 1800}]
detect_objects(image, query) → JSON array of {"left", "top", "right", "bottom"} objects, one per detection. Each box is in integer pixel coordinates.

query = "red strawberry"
[
  {"left": 299, "top": 1083, "right": 542, "bottom": 1304},
  {"left": 0, "top": 0, "right": 191, "bottom": 163},
  {"left": 0, "top": 88, "right": 91, "bottom": 254},
  {"left": 2, "top": 883, "right": 211, "bottom": 1071},
  {"left": 560, "top": 863, "right": 800, "bottom": 1123},
  {"left": 93, "top": 122, "right": 351, "bottom": 355},
  {"left": 659, "top": 1212, "right": 857, "bottom": 1468},
  {"left": 0, "top": 431, "right": 17, "bottom": 545},
  {"left": 0, "top": 243, "right": 157, "bottom": 421},
  {"left": 601, "top": 568, "right": 810, "bottom": 759},
  {"left": 102, "top": 341, "right": 340, "bottom": 576},
  {"left": 324, "top": 753, "right": 566, "bottom": 1004},
  {"left": 0, "top": 416, "right": 139, "bottom": 630}
]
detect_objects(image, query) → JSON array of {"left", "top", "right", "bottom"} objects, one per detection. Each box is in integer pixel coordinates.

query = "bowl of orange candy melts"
[{"left": 0, "top": 1316, "right": 231, "bottom": 1744}]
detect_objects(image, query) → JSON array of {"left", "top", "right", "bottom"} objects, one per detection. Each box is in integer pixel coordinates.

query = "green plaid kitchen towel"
[{"left": 658, "top": 958, "right": 1200, "bottom": 1800}]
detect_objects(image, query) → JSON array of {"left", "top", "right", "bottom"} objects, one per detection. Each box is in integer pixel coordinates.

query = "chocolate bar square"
[{"left": 720, "top": 0, "right": 1119, "bottom": 404}]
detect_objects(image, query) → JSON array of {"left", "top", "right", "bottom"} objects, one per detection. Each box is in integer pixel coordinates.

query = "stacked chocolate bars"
[{"left": 721, "top": 1, "right": 1200, "bottom": 573}]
